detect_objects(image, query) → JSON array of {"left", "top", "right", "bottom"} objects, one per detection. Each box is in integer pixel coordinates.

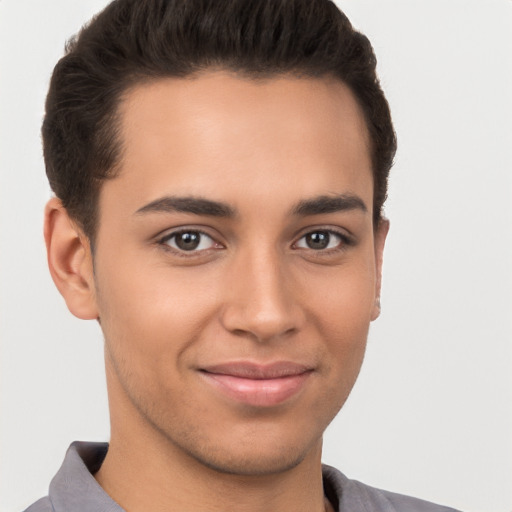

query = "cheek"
[
  {"left": 306, "top": 258, "right": 376, "bottom": 334},
  {"left": 302, "top": 259, "right": 376, "bottom": 380},
  {"left": 94, "top": 257, "right": 220, "bottom": 371}
]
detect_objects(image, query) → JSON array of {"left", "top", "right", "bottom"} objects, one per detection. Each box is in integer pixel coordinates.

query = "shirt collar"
[
  {"left": 48, "top": 441, "right": 383, "bottom": 512},
  {"left": 49, "top": 441, "right": 123, "bottom": 512}
]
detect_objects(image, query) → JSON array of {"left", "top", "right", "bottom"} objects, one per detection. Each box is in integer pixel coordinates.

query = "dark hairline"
[{"left": 43, "top": 0, "right": 396, "bottom": 246}]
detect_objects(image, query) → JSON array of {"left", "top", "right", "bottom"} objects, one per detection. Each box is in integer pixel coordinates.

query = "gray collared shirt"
[{"left": 24, "top": 442, "right": 461, "bottom": 512}]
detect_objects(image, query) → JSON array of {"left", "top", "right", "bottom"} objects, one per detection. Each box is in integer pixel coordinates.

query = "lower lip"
[{"left": 200, "top": 371, "right": 312, "bottom": 407}]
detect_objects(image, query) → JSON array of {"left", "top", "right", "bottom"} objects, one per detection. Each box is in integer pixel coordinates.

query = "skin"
[{"left": 45, "top": 72, "right": 388, "bottom": 512}]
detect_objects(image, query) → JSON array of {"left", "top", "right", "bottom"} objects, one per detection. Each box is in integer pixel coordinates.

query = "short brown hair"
[{"left": 43, "top": 0, "right": 396, "bottom": 242}]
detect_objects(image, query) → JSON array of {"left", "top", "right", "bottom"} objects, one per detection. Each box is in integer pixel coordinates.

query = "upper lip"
[{"left": 200, "top": 361, "right": 313, "bottom": 380}]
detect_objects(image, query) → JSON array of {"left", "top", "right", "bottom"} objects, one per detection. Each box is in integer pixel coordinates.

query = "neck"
[{"left": 96, "top": 439, "right": 329, "bottom": 512}]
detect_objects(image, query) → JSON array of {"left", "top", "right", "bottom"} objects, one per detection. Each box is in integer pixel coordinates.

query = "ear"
[
  {"left": 44, "top": 197, "right": 99, "bottom": 320},
  {"left": 371, "top": 218, "right": 389, "bottom": 321}
]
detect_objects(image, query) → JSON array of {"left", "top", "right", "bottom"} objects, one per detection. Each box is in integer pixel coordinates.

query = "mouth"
[{"left": 199, "top": 361, "right": 313, "bottom": 407}]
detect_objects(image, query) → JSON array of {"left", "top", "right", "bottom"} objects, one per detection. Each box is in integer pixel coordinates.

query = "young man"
[{"left": 26, "top": 1, "right": 460, "bottom": 511}]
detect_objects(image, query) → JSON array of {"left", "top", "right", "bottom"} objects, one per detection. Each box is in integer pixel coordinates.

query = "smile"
[{"left": 199, "top": 362, "right": 313, "bottom": 407}]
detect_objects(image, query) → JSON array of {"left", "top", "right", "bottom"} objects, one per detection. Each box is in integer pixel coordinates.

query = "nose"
[{"left": 220, "top": 248, "right": 304, "bottom": 343}]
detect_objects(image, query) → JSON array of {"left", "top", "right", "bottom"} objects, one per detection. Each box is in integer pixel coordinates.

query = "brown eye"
[
  {"left": 306, "top": 231, "right": 329, "bottom": 249},
  {"left": 295, "top": 230, "right": 344, "bottom": 250},
  {"left": 163, "top": 231, "right": 216, "bottom": 252}
]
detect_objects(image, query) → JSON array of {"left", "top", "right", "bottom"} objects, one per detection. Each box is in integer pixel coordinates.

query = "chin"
[
  {"left": 146, "top": 404, "right": 327, "bottom": 477},
  {"left": 182, "top": 441, "right": 316, "bottom": 476}
]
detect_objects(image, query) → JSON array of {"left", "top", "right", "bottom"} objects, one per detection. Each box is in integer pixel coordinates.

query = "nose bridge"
[{"left": 221, "top": 242, "right": 302, "bottom": 341}]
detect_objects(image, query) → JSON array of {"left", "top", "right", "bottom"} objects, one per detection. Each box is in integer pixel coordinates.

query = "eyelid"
[
  {"left": 154, "top": 224, "right": 221, "bottom": 242},
  {"left": 156, "top": 226, "right": 225, "bottom": 255},
  {"left": 292, "top": 226, "right": 355, "bottom": 251}
]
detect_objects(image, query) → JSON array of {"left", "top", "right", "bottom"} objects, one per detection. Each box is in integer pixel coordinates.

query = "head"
[
  {"left": 43, "top": 0, "right": 395, "bottom": 246},
  {"left": 44, "top": 0, "right": 395, "bottom": 479}
]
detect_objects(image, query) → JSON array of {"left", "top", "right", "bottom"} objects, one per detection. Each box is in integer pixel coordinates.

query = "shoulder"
[
  {"left": 352, "top": 480, "right": 461, "bottom": 512},
  {"left": 322, "top": 464, "right": 462, "bottom": 512},
  {"left": 22, "top": 496, "right": 53, "bottom": 512}
]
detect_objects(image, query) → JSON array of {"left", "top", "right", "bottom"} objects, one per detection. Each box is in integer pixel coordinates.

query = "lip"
[{"left": 199, "top": 362, "right": 313, "bottom": 407}]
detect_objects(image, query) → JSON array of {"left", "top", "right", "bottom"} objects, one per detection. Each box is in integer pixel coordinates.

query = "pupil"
[
  {"left": 307, "top": 231, "right": 329, "bottom": 249},
  {"left": 176, "top": 232, "right": 200, "bottom": 250}
]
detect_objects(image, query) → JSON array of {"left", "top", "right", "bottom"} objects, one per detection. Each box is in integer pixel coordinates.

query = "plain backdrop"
[{"left": 1, "top": 1, "right": 511, "bottom": 511}]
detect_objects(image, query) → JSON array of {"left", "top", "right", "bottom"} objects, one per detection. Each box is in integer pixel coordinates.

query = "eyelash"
[
  {"left": 157, "top": 228, "right": 222, "bottom": 257},
  {"left": 156, "top": 227, "right": 354, "bottom": 256},
  {"left": 293, "top": 228, "right": 354, "bottom": 253}
]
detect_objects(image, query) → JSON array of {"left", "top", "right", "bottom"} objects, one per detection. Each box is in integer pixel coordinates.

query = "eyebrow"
[
  {"left": 135, "top": 193, "right": 367, "bottom": 219},
  {"left": 135, "top": 196, "right": 236, "bottom": 217},
  {"left": 291, "top": 194, "right": 368, "bottom": 216}
]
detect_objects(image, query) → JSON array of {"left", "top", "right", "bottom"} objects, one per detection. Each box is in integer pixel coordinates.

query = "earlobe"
[
  {"left": 371, "top": 218, "right": 389, "bottom": 321},
  {"left": 44, "top": 198, "right": 99, "bottom": 320}
]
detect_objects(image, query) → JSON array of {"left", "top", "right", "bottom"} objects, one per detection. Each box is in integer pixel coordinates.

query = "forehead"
[{"left": 104, "top": 72, "right": 373, "bottom": 216}]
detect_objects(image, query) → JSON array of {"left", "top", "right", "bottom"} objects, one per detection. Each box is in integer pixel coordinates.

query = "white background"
[{"left": 0, "top": 1, "right": 510, "bottom": 511}]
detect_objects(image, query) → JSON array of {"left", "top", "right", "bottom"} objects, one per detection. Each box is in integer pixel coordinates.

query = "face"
[{"left": 86, "top": 72, "right": 387, "bottom": 475}]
